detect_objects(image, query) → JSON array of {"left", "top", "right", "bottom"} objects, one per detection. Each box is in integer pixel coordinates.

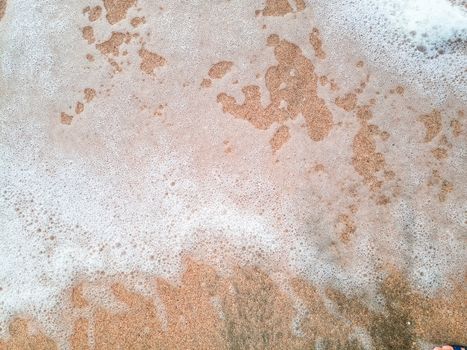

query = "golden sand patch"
[
  {"left": 269, "top": 125, "right": 290, "bottom": 152},
  {"left": 71, "top": 284, "right": 88, "bottom": 308},
  {"left": 431, "top": 147, "right": 448, "bottom": 160},
  {"left": 201, "top": 61, "right": 233, "bottom": 88},
  {"left": 96, "top": 32, "right": 128, "bottom": 56},
  {"left": 335, "top": 92, "right": 357, "bottom": 112},
  {"left": 208, "top": 61, "right": 233, "bottom": 79},
  {"left": 334, "top": 82, "right": 395, "bottom": 204},
  {"left": 103, "top": 0, "right": 136, "bottom": 25},
  {"left": 395, "top": 86, "right": 405, "bottom": 95},
  {"left": 309, "top": 27, "right": 326, "bottom": 59},
  {"left": 352, "top": 106, "right": 385, "bottom": 187},
  {"left": 83, "top": 6, "right": 102, "bottom": 22},
  {"left": 419, "top": 110, "right": 442, "bottom": 143},
  {"left": 428, "top": 170, "right": 454, "bottom": 203},
  {"left": 130, "top": 16, "right": 145, "bottom": 27},
  {"left": 70, "top": 318, "right": 88, "bottom": 350},
  {"left": 138, "top": 47, "right": 166, "bottom": 75},
  {"left": 260, "top": 0, "right": 292, "bottom": 16},
  {"left": 60, "top": 112, "right": 73, "bottom": 125},
  {"left": 337, "top": 213, "right": 356, "bottom": 243},
  {"left": 258, "top": 0, "right": 305, "bottom": 17},
  {"left": 416, "top": 110, "right": 457, "bottom": 203},
  {"left": 200, "top": 78, "right": 212, "bottom": 88},
  {"left": 60, "top": 88, "right": 96, "bottom": 124},
  {"left": 82, "top": 26, "right": 95, "bottom": 45},
  {"left": 84, "top": 88, "right": 96, "bottom": 103},
  {"left": 352, "top": 121, "right": 394, "bottom": 206},
  {"left": 217, "top": 35, "right": 333, "bottom": 142},
  {"left": 0, "top": 0, "right": 6, "bottom": 20},
  {"left": 75, "top": 102, "right": 84, "bottom": 115},
  {"left": 295, "top": 0, "right": 306, "bottom": 11},
  {"left": 450, "top": 118, "right": 463, "bottom": 137},
  {"left": 0, "top": 259, "right": 465, "bottom": 349},
  {"left": 439, "top": 179, "right": 454, "bottom": 202},
  {"left": 352, "top": 118, "right": 387, "bottom": 193},
  {"left": 0, "top": 318, "right": 57, "bottom": 350}
]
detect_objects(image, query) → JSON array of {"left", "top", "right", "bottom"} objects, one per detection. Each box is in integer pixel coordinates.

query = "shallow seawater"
[{"left": 0, "top": 0, "right": 465, "bottom": 349}]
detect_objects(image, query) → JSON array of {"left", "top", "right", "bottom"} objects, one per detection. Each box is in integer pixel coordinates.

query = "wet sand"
[{"left": 0, "top": 0, "right": 465, "bottom": 349}]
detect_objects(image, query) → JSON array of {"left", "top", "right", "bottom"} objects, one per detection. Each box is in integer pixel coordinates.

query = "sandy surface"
[{"left": 0, "top": 0, "right": 465, "bottom": 349}]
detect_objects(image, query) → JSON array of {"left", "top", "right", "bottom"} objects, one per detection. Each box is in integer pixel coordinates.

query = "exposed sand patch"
[
  {"left": 450, "top": 116, "right": 463, "bottom": 137},
  {"left": 258, "top": 0, "right": 305, "bottom": 17},
  {"left": 75, "top": 102, "right": 84, "bottom": 115},
  {"left": 103, "top": 0, "right": 136, "bottom": 25},
  {"left": 217, "top": 34, "right": 333, "bottom": 142},
  {"left": 309, "top": 27, "right": 326, "bottom": 59},
  {"left": 0, "top": 0, "right": 6, "bottom": 21},
  {"left": 200, "top": 78, "right": 212, "bottom": 88},
  {"left": 84, "top": 88, "right": 96, "bottom": 103},
  {"left": 431, "top": 147, "right": 448, "bottom": 160},
  {"left": 419, "top": 110, "right": 443, "bottom": 143},
  {"left": 269, "top": 125, "right": 290, "bottom": 152},
  {"left": 130, "top": 16, "right": 145, "bottom": 28},
  {"left": 208, "top": 61, "right": 233, "bottom": 79},
  {"left": 138, "top": 47, "right": 166, "bottom": 75},
  {"left": 96, "top": 32, "right": 128, "bottom": 56},
  {"left": 335, "top": 92, "right": 357, "bottom": 112},
  {"left": 260, "top": 0, "right": 293, "bottom": 16},
  {"left": 82, "top": 26, "right": 95, "bottom": 45},
  {"left": 60, "top": 112, "right": 73, "bottom": 125},
  {"left": 83, "top": 6, "right": 102, "bottom": 22},
  {"left": 337, "top": 213, "right": 357, "bottom": 243},
  {"left": 0, "top": 260, "right": 465, "bottom": 349}
]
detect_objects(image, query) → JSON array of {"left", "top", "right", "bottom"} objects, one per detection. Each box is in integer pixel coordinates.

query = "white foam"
[
  {"left": 312, "top": 0, "right": 467, "bottom": 102},
  {"left": 380, "top": 0, "right": 466, "bottom": 48},
  {"left": 0, "top": 0, "right": 465, "bottom": 345}
]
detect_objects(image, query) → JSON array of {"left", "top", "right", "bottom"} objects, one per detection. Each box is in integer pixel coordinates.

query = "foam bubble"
[
  {"left": 0, "top": 0, "right": 465, "bottom": 345},
  {"left": 312, "top": 0, "right": 467, "bottom": 102},
  {"left": 382, "top": 0, "right": 466, "bottom": 51}
]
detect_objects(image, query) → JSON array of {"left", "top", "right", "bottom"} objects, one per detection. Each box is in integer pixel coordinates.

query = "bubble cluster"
[
  {"left": 312, "top": 0, "right": 467, "bottom": 103},
  {"left": 0, "top": 0, "right": 465, "bottom": 346}
]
